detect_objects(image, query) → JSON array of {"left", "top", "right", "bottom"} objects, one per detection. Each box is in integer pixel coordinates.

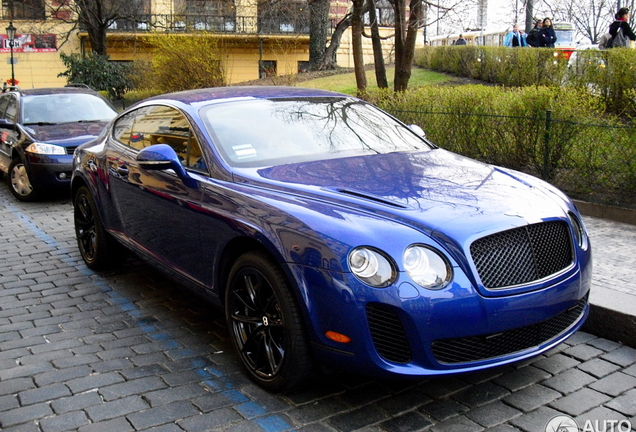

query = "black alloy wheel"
[
  {"left": 225, "top": 252, "right": 313, "bottom": 391},
  {"left": 74, "top": 186, "right": 127, "bottom": 270}
]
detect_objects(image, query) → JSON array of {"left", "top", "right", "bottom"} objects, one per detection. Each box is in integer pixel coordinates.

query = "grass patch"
[{"left": 296, "top": 66, "right": 451, "bottom": 94}]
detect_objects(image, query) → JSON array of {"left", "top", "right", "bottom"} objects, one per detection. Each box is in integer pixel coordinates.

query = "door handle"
[{"left": 116, "top": 165, "right": 129, "bottom": 177}]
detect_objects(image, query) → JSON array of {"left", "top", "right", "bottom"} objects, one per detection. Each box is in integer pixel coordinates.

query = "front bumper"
[
  {"left": 25, "top": 153, "right": 74, "bottom": 190},
  {"left": 291, "top": 262, "right": 590, "bottom": 378}
]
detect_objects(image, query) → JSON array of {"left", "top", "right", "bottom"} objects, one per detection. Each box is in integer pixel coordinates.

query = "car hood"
[
  {"left": 236, "top": 149, "right": 570, "bottom": 245},
  {"left": 24, "top": 121, "right": 109, "bottom": 147}
]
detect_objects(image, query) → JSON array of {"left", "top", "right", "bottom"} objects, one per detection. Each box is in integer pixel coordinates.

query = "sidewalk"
[{"left": 576, "top": 201, "right": 636, "bottom": 348}]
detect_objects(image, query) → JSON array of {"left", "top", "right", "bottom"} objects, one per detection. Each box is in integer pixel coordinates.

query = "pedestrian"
[
  {"left": 455, "top": 34, "right": 467, "bottom": 45},
  {"left": 504, "top": 24, "right": 527, "bottom": 47},
  {"left": 608, "top": 7, "right": 636, "bottom": 48},
  {"left": 526, "top": 20, "right": 543, "bottom": 47},
  {"left": 538, "top": 18, "right": 557, "bottom": 48}
]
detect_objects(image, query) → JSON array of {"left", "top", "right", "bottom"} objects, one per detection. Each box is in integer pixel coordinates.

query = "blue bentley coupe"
[{"left": 71, "top": 86, "right": 592, "bottom": 391}]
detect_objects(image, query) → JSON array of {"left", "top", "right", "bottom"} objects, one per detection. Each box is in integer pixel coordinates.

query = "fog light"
[{"left": 58, "top": 173, "right": 67, "bottom": 179}]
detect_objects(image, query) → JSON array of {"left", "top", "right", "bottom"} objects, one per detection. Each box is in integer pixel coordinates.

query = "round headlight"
[
  {"left": 403, "top": 245, "right": 452, "bottom": 289},
  {"left": 348, "top": 247, "right": 396, "bottom": 288}
]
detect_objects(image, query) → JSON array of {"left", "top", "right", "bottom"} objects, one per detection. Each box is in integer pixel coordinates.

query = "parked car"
[
  {"left": 0, "top": 86, "right": 117, "bottom": 201},
  {"left": 71, "top": 86, "right": 592, "bottom": 391}
]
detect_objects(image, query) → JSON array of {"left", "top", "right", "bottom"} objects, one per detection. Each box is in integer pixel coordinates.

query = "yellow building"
[{"left": 1, "top": 0, "right": 423, "bottom": 88}]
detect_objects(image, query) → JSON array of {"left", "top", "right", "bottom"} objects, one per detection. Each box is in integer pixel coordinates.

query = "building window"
[
  {"left": 259, "top": 60, "right": 276, "bottom": 78},
  {"left": 3, "top": 0, "right": 45, "bottom": 20}
]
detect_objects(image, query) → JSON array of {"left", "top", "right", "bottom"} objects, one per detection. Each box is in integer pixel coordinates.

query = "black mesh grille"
[
  {"left": 470, "top": 221, "right": 573, "bottom": 289},
  {"left": 66, "top": 146, "right": 78, "bottom": 155},
  {"left": 431, "top": 295, "right": 588, "bottom": 364},
  {"left": 366, "top": 304, "right": 412, "bottom": 364}
]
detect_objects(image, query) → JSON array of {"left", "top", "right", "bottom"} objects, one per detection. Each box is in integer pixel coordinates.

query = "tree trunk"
[
  {"left": 309, "top": 0, "right": 330, "bottom": 69},
  {"left": 525, "top": 0, "right": 534, "bottom": 33},
  {"left": 77, "top": 0, "right": 109, "bottom": 56},
  {"left": 366, "top": 0, "right": 388, "bottom": 89},
  {"left": 317, "top": 14, "right": 350, "bottom": 69},
  {"left": 393, "top": 0, "right": 422, "bottom": 92},
  {"left": 351, "top": 0, "right": 367, "bottom": 95}
]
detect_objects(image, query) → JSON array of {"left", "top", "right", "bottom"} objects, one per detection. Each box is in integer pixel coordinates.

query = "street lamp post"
[{"left": 6, "top": 22, "right": 16, "bottom": 86}]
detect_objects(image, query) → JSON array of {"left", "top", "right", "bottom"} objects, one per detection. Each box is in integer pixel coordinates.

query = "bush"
[
  {"left": 416, "top": 46, "right": 569, "bottom": 87},
  {"left": 141, "top": 34, "right": 226, "bottom": 93},
  {"left": 373, "top": 85, "right": 635, "bottom": 207},
  {"left": 58, "top": 53, "right": 135, "bottom": 100},
  {"left": 416, "top": 46, "right": 636, "bottom": 117}
]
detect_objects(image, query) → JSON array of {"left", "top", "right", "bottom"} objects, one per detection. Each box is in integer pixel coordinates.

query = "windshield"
[
  {"left": 555, "top": 30, "right": 574, "bottom": 45},
  {"left": 22, "top": 93, "right": 117, "bottom": 125},
  {"left": 199, "top": 97, "right": 432, "bottom": 168}
]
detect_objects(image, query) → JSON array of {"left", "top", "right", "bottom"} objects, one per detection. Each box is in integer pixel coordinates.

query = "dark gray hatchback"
[{"left": 0, "top": 86, "right": 117, "bottom": 201}]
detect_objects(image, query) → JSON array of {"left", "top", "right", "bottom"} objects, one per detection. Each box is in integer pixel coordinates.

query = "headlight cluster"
[
  {"left": 568, "top": 212, "right": 589, "bottom": 250},
  {"left": 26, "top": 143, "right": 66, "bottom": 155},
  {"left": 348, "top": 245, "right": 452, "bottom": 289}
]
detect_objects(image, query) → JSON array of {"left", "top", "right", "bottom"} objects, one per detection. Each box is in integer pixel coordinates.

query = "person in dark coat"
[
  {"left": 608, "top": 8, "right": 636, "bottom": 47},
  {"left": 538, "top": 18, "right": 557, "bottom": 48},
  {"left": 455, "top": 34, "right": 467, "bottom": 45},
  {"left": 526, "top": 20, "right": 543, "bottom": 47}
]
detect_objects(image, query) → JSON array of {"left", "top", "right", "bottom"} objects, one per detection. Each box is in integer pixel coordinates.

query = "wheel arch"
[{"left": 217, "top": 237, "right": 288, "bottom": 307}]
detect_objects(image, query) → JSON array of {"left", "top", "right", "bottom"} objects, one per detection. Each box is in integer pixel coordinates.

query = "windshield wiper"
[{"left": 24, "top": 122, "right": 59, "bottom": 126}]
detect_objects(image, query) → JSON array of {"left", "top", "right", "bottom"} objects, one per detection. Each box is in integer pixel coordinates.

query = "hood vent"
[{"left": 336, "top": 189, "right": 409, "bottom": 209}]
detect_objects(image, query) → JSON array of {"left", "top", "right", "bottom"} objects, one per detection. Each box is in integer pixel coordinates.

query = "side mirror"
[
  {"left": 409, "top": 124, "right": 426, "bottom": 138},
  {"left": 137, "top": 144, "right": 198, "bottom": 189},
  {"left": 0, "top": 118, "right": 17, "bottom": 130}
]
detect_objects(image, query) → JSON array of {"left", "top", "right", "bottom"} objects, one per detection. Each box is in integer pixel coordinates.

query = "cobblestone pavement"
[{"left": 1, "top": 188, "right": 636, "bottom": 432}]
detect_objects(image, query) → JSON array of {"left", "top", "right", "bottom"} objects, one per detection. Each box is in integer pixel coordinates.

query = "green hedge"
[
  {"left": 415, "top": 46, "right": 636, "bottom": 117},
  {"left": 374, "top": 85, "right": 636, "bottom": 208}
]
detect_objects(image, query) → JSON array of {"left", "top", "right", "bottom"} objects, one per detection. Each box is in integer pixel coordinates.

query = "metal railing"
[{"left": 102, "top": 14, "right": 310, "bottom": 35}]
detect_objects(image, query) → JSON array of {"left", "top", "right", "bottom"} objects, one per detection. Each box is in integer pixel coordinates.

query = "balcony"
[{"left": 103, "top": 14, "right": 310, "bottom": 35}]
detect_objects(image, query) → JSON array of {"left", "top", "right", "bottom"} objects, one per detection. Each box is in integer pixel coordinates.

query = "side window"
[
  {"left": 0, "top": 96, "right": 10, "bottom": 120},
  {"left": 0, "top": 95, "right": 17, "bottom": 122},
  {"left": 119, "top": 105, "right": 207, "bottom": 173},
  {"left": 112, "top": 111, "right": 137, "bottom": 147},
  {"left": 4, "top": 96, "right": 17, "bottom": 123}
]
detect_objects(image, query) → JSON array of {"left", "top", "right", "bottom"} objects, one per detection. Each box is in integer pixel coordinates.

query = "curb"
[
  {"left": 575, "top": 199, "right": 636, "bottom": 348},
  {"left": 573, "top": 199, "right": 636, "bottom": 226}
]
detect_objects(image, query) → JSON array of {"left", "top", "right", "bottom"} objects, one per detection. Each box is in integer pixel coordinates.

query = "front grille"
[
  {"left": 366, "top": 304, "right": 412, "bottom": 363},
  {"left": 66, "top": 146, "right": 78, "bottom": 155},
  {"left": 470, "top": 221, "right": 573, "bottom": 289},
  {"left": 431, "top": 295, "right": 588, "bottom": 364}
]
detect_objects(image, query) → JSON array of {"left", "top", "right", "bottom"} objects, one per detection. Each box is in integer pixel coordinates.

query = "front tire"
[
  {"left": 74, "top": 185, "right": 127, "bottom": 270},
  {"left": 8, "top": 158, "right": 38, "bottom": 201},
  {"left": 225, "top": 251, "right": 313, "bottom": 392}
]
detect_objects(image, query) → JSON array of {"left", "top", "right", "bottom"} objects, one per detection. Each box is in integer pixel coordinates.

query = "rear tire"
[
  {"left": 8, "top": 158, "right": 38, "bottom": 202},
  {"left": 74, "top": 186, "right": 127, "bottom": 270},
  {"left": 225, "top": 251, "right": 313, "bottom": 392}
]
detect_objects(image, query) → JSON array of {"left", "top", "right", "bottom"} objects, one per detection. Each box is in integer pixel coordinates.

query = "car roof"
[
  {"left": 6, "top": 86, "right": 102, "bottom": 97},
  {"left": 142, "top": 86, "right": 350, "bottom": 106}
]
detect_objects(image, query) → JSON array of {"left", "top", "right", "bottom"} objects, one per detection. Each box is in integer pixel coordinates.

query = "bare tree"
[
  {"left": 49, "top": 0, "right": 148, "bottom": 55},
  {"left": 351, "top": 0, "right": 368, "bottom": 94},
  {"left": 538, "top": 0, "right": 616, "bottom": 42},
  {"left": 366, "top": 0, "right": 389, "bottom": 88}
]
